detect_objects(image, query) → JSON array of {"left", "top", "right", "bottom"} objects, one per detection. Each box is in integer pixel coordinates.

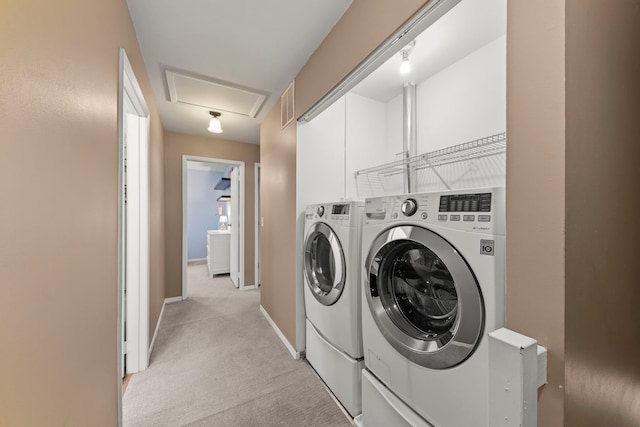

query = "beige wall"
[
  {"left": 295, "top": 0, "right": 429, "bottom": 118},
  {"left": 0, "top": 0, "right": 164, "bottom": 425},
  {"left": 164, "top": 132, "right": 260, "bottom": 298},
  {"left": 259, "top": 101, "right": 298, "bottom": 345},
  {"left": 564, "top": 1, "right": 640, "bottom": 426},
  {"left": 506, "top": 1, "right": 566, "bottom": 425},
  {"left": 508, "top": 1, "right": 640, "bottom": 425}
]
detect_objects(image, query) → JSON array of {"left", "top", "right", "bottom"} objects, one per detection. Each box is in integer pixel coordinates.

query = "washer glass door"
[
  {"left": 366, "top": 225, "right": 484, "bottom": 369},
  {"left": 304, "top": 222, "right": 346, "bottom": 306}
]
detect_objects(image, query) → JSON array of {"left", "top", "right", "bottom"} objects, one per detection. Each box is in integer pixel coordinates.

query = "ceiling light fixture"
[
  {"left": 399, "top": 40, "right": 416, "bottom": 75},
  {"left": 207, "top": 111, "right": 223, "bottom": 133}
]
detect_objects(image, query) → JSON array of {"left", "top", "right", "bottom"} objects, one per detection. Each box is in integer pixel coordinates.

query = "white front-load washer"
[
  {"left": 303, "top": 201, "right": 364, "bottom": 417},
  {"left": 361, "top": 188, "right": 505, "bottom": 427}
]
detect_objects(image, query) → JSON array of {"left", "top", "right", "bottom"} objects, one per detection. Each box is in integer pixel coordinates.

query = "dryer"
[
  {"left": 360, "top": 188, "right": 505, "bottom": 427},
  {"left": 303, "top": 201, "right": 364, "bottom": 417}
]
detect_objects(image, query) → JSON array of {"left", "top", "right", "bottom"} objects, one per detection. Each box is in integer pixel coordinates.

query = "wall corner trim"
[
  {"left": 148, "top": 297, "right": 183, "bottom": 360},
  {"left": 260, "top": 305, "right": 300, "bottom": 360},
  {"left": 148, "top": 300, "right": 165, "bottom": 359}
]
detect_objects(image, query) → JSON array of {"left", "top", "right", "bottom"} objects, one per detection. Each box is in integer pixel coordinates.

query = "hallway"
[{"left": 123, "top": 265, "right": 351, "bottom": 426}]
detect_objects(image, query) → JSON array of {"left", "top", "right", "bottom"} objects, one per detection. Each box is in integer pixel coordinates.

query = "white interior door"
[
  {"left": 121, "top": 98, "right": 135, "bottom": 378},
  {"left": 124, "top": 100, "right": 140, "bottom": 374},
  {"left": 230, "top": 168, "right": 240, "bottom": 287},
  {"left": 119, "top": 49, "right": 150, "bottom": 377},
  {"left": 122, "top": 92, "right": 150, "bottom": 374}
]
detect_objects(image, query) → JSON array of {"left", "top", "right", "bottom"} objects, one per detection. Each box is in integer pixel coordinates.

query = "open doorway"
[{"left": 182, "top": 155, "right": 246, "bottom": 298}]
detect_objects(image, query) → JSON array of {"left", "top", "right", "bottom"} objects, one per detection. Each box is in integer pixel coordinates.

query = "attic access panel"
[{"left": 166, "top": 70, "right": 267, "bottom": 118}]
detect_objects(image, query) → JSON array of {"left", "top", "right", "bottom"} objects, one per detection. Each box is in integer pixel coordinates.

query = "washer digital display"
[
  {"left": 439, "top": 193, "right": 492, "bottom": 213},
  {"left": 332, "top": 204, "right": 350, "bottom": 215}
]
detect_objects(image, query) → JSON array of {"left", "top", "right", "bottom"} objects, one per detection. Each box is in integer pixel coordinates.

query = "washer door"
[
  {"left": 365, "top": 225, "right": 484, "bottom": 369},
  {"left": 304, "top": 222, "right": 346, "bottom": 306}
]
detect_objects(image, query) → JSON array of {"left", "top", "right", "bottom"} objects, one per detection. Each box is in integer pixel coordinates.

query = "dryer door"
[
  {"left": 304, "top": 222, "right": 346, "bottom": 306},
  {"left": 365, "top": 225, "right": 484, "bottom": 369}
]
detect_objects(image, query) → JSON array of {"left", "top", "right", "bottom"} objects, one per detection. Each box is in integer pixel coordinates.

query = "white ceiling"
[
  {"left": 126, "top": 0, "right": 352, "bottom": 144},
  {"left": 351, "top": 0, "right": 506, "bottom": 102}
]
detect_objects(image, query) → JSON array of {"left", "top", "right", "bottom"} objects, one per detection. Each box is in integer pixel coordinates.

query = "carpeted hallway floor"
[{"left": 123, "top": 264, "right": 352, "bottom": 427}]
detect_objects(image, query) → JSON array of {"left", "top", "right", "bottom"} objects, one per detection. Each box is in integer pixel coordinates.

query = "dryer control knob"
[
  {"left": 317, "top": 206, "right": 325, "bottom": 217},
  {"left": 401, "top": 198, "right": 418, "bottom": 217}
]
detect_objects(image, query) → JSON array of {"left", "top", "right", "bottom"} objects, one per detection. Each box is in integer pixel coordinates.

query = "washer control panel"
[{"left": 364, "top": 188, "right": 505, "bottom": 234}]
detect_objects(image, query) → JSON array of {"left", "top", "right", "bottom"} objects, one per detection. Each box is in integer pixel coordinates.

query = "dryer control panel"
[
  {"left": 331, "top": 203, "right": 350, "bottom": 219},
  {"left": 305, "top": 201, "right": 364, "bottom": 228}
]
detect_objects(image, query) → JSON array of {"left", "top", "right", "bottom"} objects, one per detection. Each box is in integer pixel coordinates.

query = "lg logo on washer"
[{"left": 480, "top": 239, "right": 494, "bottom": 256}]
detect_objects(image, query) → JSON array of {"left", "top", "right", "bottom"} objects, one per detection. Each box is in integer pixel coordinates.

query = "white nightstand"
[{"left": 207, "top": 230, "right": 231, "bottom": 276}]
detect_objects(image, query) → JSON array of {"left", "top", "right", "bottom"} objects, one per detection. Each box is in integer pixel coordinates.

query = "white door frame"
[
  {"left": 254, "top": 163, "right": 261, "bottom": 287},
  {"left": 182, "top": 155, "right": 246, "bottom": 298},
  {"left": 118, "top": 48, "right": 150, "bottom": 421},
  {"left": 229, "top": 167, "right": 240, "bottom": 288}
]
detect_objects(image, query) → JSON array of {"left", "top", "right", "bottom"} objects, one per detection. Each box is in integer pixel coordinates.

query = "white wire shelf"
[{"left": 355, "top": 133, "right": 506, "bottom": 199}]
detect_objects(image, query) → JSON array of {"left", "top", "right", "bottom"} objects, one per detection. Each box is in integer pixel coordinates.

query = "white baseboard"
[
  {"left": 187, "top": 258, "right": 207, "bottom": 264},
  {"left": 148, "top": 296, "right": 183, "bottom": 360},
  {"left": 260, "top": 305, "right": 300, "bottom": 360},
  {"left": 148, "top": 300, "right": 165, "bottom": 360},
  {"left": 241, "top": 285, "right": 257, "bottom": 291}
]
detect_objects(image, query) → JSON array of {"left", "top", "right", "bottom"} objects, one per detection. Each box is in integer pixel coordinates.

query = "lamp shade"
[
  {"left": 219, "top": 215, "right": 228, "bottom": 223},
  {"left": 208, "top": 116, "right": 223, "bottom": 133}
]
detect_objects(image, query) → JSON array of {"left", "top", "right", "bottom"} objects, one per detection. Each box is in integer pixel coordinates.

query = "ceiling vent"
[
  {"left": 166, "top": 70, "right": 267, "bottom": 118},
  {"left": 281, "top": 81, "right": 295, "bottom": 129}
]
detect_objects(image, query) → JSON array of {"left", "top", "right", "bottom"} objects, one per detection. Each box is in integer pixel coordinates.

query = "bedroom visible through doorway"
[{"left": 182, "top": 156, "right": 246, "bottom": 298}]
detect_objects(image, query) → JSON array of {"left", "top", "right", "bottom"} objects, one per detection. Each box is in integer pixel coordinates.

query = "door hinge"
[{"left": 123, "top": 341, "right": 128, "bottom": 354}]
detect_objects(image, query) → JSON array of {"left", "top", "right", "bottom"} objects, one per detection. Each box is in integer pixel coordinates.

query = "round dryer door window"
[
  {"left": 365, "top": 225, "right": 484, "bottom": 369},
  {"left": 304, "top": 222, "right": 346, "bottom": 306}
]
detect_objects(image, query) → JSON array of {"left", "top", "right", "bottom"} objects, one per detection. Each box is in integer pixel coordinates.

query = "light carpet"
[{"left": 123, "top": 264, "right": 352, "bottom": 427}]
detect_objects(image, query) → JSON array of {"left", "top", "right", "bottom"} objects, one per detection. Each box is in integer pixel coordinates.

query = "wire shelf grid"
[{"left": 355, "top": 133, "right": 506, "bottom": 199}]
